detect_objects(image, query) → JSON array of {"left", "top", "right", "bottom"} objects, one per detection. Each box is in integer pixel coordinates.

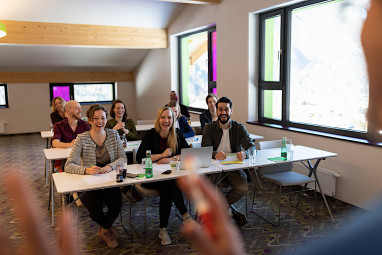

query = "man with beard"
[
  {"left": 202, "top": 97, "right": 255, "bottom": 225},
  {"left": 52, "top": 100, "right": 90, "bottom": 148},
  {"left": 170, "top": 91, "right": 190, "bottom": 118}
]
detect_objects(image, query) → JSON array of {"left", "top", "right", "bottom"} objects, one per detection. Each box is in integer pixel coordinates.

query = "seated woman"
[
  {"left": 136, "top": 107, "right": 194, "bottom": 245},
  {"left": 106, "top": 99, "right": 137, "bottom": 141},
  {"left": 199, "top": 93, "right": 218, "bottom": 132},
  {"left": 50, "top": 96, "right": 66, "bottom": 125},
  {"left": 167, "top": 101, "right": 194, "bottom": 138},
  {"left": 65, "top": 104, "right": 126, "bottom": 249}
]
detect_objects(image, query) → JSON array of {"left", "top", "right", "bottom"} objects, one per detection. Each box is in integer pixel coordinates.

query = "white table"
[
  {"left": 136, "top": 121, "right": 200, "bottom": 132},
  {"left": 52, "top": 162, "right": 222, "bottom": 227},
  {"left": 213, "top": 145, "right": 337, "bottom": 222}
]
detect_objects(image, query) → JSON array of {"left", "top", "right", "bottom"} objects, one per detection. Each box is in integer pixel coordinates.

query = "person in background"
[
  {"left": 202, "top": 97, "right": 256, "bottom": 225},
  {"left": 65, "top": 104, "right": 126, "bottom": 249},
  {"left": 106, "top": 99, "right": 137, "bottom": 141},
  {"left": 199, "top": 93, "right": 219, "bottom": 132},
  {"left": 136, "top": 107, "right": 194, "bottom": 245},
  {"left": 105, "top": 99, "right": 143, "bottom": 202},
  {"left": 52, "top": 100, "right": 89, "bottom": 149},
  {"left": 52, "top": 100, "right": 90, "bottom": 171},
  {"left": 168, "top": 101, "right": 194, "bottom": 138},
  {"left": 50, "top": 96, "right": 66, "bottom": 125},
  {"left": 170, "top": 90, "right": 190, "bottom": 118}
]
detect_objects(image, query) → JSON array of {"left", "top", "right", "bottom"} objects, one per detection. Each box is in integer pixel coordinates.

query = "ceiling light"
[{"left": 0, "top": 22, "right": 7, "bottom": 38}]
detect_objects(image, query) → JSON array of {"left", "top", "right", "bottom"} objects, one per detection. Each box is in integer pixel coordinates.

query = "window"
[
  {"left": 178, "top": 26, "right": 216, "bottom": 111},
  {"left": 50, "top": 82, "right": 116, "bottom": 104},
  {"left": 258, "top": 0, "right": 373, "bottom": 140},
  {"left": 0, "top": 84, "right": 9, "bottom": 108}
]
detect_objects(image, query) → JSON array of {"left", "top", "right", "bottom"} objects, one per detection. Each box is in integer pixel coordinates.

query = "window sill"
[{"left": 247, "top": 121, "right": 382, "bottom": 148}]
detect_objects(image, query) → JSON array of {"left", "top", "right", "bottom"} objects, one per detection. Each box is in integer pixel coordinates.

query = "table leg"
[
  {"left": 302, "top": 159, "right": 335, "bottom": 223},
  {"left": 51, "top": 169, "right": 55, "bottom": 228}
]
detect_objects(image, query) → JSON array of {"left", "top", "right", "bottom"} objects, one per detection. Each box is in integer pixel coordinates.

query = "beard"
[
  {"left": 218, "top": 114, "right": 230, "bottom": 124},
  {"left": 71, "top": 112, "right": 81, "bottom": 120}
]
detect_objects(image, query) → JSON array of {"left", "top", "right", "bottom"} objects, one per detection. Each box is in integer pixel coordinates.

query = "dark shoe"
[
  {"left": 231, "top": 206, "right": 247, "bottom": 225},
  {"left": 131, "top": 186, "right": 144, "bottom": 202}
]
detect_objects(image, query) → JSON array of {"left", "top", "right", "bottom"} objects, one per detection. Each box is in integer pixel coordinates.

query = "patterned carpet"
[{"left": 0, "top": 133, "right": 367, "bottom": 254}]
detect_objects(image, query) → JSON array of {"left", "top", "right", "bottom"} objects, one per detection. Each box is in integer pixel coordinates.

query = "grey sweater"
[{"left": 65, "top": 128, "right": 127, "bottom": 174}]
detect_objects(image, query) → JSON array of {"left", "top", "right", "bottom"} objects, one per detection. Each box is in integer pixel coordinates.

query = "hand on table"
[
  {"left": 177, "top": 176, "right": 246, "bottom": 255},
  {"left": 215, "top": 151, "right": 227, "bottom": 161},
  {"left": 157, "top": 157, "right": 172, "bottom": 164},
  {"left": 0, "top": 171, "right": 78, "bottom": 255},
  {"left": 236, "top": 151, "right": 246, "bottom": 161}
]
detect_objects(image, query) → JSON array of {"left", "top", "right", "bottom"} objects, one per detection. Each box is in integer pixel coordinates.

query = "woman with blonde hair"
[
  {"left": 136, "top": 107, "right": 194, "bottom": 245},
  {"left": 50, "top": 96, "right": 66, "bottom": 124},
  {"left": 167, "top": 101, "right": 194, "bottom": 138}
]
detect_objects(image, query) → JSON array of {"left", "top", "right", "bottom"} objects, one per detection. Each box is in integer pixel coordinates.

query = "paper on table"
[
  {"left": 221, "top": 161, "right": 244, "bottom": 165},
  {"left": 153, "top": 163, "right": 171, "bottom": 172},
  {"left": 82, "top": 171, "right": 115, "bottom": 185},
  {"left": 224, "top": 153, "right": 238, "bottom": 162}
]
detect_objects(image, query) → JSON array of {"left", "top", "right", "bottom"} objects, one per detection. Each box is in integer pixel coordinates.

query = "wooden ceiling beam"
[
  {"left": 0, "top": 20, "right": 167, "bottom": 49},
  {"left": 0, "top": 72, "right": 134, "bottom": 83},
  {"left": 157, "top": 0, "right": 220, "bottom": 4}
]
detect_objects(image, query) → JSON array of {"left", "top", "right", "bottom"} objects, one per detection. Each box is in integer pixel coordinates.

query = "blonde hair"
[
  {"left": 167, "top": 101, "right": 181, "bottom": 120},
  {"left": 51, "top": 96, "right": 66, "bottom": 113},
  {"left": 154, "top": 107, "right": 178, "bottom": 152}
]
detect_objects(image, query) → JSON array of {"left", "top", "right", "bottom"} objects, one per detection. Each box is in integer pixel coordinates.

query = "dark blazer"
[
  {"left": 179, "top": 103, "right": 190, "bottom": 118},
  {"left": 202, "top": 120, "right": 256, "bottom": 159},
  {"left": 178, "top": 115, "right": 194, "bottom": 138},
  {"left": 199, "top": 110, "right": 212, "bottom": 132},
  {"left": 50, "top": 111, "right": 65, "bottom": 125},
  {"left": 136, "top": 128, "right": 190, "bottom": 163}
]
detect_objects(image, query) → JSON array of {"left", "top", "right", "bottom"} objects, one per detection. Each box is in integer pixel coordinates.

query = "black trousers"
[
  {"left": 142, "top": 179, "right": 187, "bottom": 228},
  {"left": 80, "top": 187, "right": 122, "bottom": 229}
]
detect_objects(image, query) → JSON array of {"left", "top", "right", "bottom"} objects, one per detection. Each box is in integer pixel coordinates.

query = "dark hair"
[
  {"left": 86, "top": 104, "right": 108, "bottom": 121},
  {"left": 205, "top": 93, "right": 218, "bottom": 105},
  {"left": 110, "top": 99, "right": 127, "bottom": 122},
  {"left": 216, "top": 96, "right": 233, "bottom": 109}
]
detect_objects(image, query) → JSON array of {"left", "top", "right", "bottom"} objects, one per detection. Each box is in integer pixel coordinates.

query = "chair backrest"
[
  {"left": 258, "top": 139, "right": 293, "bottom": 176},
  {"left": 259, "top": 139, "right": 292, "bottom": 150},
  {"left": 137, "top": 119, "right": 155, "bottom": 125}
]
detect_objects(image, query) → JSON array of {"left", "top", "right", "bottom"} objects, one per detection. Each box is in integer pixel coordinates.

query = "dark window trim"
[
  {"left": 257, "top": 0, "right": 377, "bottom": 141},
  {"left": 178, "top": 26, "right": 216, "bottom": 112},
  {"left": 0, "top": 84, "right": 9, "bottom": 108},
  {"left": 50, "top": 82, "right": 116, "bottom": 105},
  {"left": 247, "top": 121, "right": 382, "bottom": 148}
]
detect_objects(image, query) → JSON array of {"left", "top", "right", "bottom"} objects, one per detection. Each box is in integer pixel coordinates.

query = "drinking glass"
[
  {"left": 286, "top": 140, "right": 294, "bottom": 160},
  {"left": 248, "top": 148, "right": 257, "bottom": 165},
  {"left": 138, "top": 158, "right": 146, "bottom": 177}
]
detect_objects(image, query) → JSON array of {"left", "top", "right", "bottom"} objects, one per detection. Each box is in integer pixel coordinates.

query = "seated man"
[
  {"left": 52, "top": 100, "right": 90, "bottom": 171},
  {"left": 202, "top": 96, "right": 256, "bottom": 225}
]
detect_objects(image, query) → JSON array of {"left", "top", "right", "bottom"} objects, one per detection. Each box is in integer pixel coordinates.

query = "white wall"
[
  {"left": 134, "top": 0, "right": 382, "bottom": 209},
  {"left": 0, "top": 81, "right": 137, "bottom": 134}
]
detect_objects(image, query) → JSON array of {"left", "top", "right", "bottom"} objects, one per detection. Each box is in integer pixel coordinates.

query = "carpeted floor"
[{"left": 0, "top": 133, "right": 367, "bottom": 254}]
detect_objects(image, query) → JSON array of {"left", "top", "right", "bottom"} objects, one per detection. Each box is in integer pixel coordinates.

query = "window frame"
[
  {"left": 0, "top": 84, "right": 9, "bottom": 108},
  {"left": 178, "top": 26, "right": 217, "bottom": 113},
  {"left": 49, "top": 82, "right": 116, "bottom": 105},
  {"left": 257, "top": 0, "right": 374, "bottom": 142}
]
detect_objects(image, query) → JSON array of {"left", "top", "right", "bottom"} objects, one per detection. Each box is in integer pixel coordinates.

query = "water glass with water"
[
  {"left": 287, "top": 140, "right": 294, "bottom": 160},
  {"left": 248, "top": 148, "right": 257, "bottom": 165}
]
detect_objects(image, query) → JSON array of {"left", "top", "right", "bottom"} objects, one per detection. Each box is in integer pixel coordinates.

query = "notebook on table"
[{"left": 179, "top": 146, "right": 213, "bottom": 170}]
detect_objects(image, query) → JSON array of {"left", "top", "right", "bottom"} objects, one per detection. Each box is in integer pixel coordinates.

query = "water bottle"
[
  {"left": 145, "top": 150, "right": 153, "bottom": 178},
  {"left": 281, "top": 137, "right": 287, "bottom": 160}
]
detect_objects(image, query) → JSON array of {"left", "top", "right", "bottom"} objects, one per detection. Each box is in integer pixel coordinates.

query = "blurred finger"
[
  {"left": 181, "top": 220, "right": 216, "bottom": 255},
  {"left": 5, "top": 171, "right": 59, "bottom": 255},
  {"left": 59, "top": 209, "right": 78, "bottom": 255}
]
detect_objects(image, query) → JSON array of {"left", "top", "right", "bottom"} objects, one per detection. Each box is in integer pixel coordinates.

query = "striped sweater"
[{"left": 65, "top": 128, "right": 127, "bottom": 175}]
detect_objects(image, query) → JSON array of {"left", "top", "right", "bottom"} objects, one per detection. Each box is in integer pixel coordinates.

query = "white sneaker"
[
  {"left": 182, "top": 214, "right": 196, "bottom": 224},
  {"left": 158, "top": 228, "right": 171, "bottom": 245}
]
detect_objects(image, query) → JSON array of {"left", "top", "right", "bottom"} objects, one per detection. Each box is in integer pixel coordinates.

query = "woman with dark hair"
[
  {"left": 136, "top": 107, "right": 194, "bottom": 245},
  {"left": 106, "top": 99, "right": 137, "bottom": 141},
  {"left": 199, "top": 93, "right": 218, "bottom": 132},
  {"left": 50, "top": 96, "right": 66, "bottom": 124},
  {"left": 167, "top": 101, "right": 194, "bottom": 138},
  {"left": 65, "top": 104, "right": 126, "bottom": 249}
]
